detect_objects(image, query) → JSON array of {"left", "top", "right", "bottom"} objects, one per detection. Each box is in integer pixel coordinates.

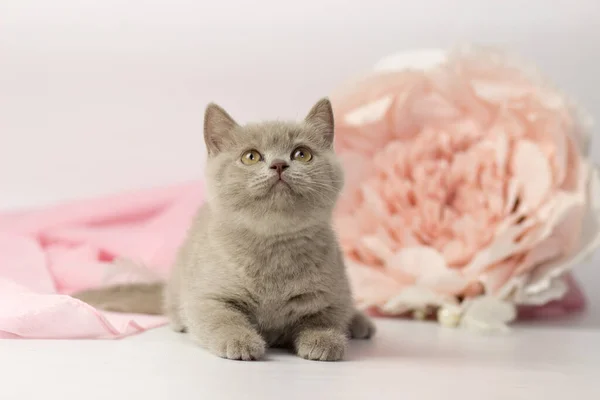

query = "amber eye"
[
  {"left": 241, "top": 149, "right": 262, "bottom": 165},
  {"left": 291, "top": 147, "right": 313, "bottom": 162}
]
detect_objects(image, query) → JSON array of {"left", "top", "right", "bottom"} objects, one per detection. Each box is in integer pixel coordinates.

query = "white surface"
[{"left": 2, "top": 319, "right": 599, "bottom": 399}]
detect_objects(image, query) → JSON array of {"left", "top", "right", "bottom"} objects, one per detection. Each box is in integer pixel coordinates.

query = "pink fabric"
[{"left": 0, "top": 183, "right": 204, "bottom": 339}]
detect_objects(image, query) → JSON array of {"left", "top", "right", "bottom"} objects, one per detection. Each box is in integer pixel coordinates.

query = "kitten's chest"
[
  {"left": 242, "top": 239, "right": 329, "bottom": 294},
  {"left": 226, "top": 229, "right": 333, "bottom": 276},
  {"left": 251, "top": 269, "right": 328, "bottom": 336},
  {"left": 234, "top": 235, "right": 334, "bottom": 325}
]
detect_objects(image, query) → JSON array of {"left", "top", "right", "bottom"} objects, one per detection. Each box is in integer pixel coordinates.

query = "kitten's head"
[{"left": 203, "top": 98, "right": 344, "bottom": 230}]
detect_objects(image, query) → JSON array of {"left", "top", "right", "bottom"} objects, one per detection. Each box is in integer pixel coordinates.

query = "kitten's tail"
[{"left": 71, "top": 282, "right": 165, "bottom": 315}]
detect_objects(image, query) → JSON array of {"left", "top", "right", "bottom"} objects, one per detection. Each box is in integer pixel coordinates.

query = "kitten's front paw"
[
  {"left": 349, "top": 310, "right": 376, "bottom": 339},
  {"left": 295, "top": 329, "right": 347, "bottom": 361},
  {"left": 212, "top": 330, "right": 266, "bottom": 361}
]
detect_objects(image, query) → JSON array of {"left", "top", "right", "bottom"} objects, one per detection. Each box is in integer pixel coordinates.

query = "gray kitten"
[{"left": 74, "top": 98, "right": 375, "bottom": 361}]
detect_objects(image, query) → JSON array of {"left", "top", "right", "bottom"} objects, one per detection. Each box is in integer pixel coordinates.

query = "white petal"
[
  {"left": 388, "top": 246, "right": 448, "bottom": 278},
  {"left": 344, "top": 96, "right": 394, "bottom": 126},
  {"left": 345, "top": 260, "right": 402, "bottom": 309},
  {"left": 471, "top": 80, "right": 531, "bottom": 102},
  {"left": 536, "top": 88, "right": 566, "bottom": 110},
  {"left": 460, "top": 297, "right": 517, "bottom": 333},
  {"left": 360, "top": 186, "right": 389, "bottom": 218},
  {"left": 360, "top": 236, "right": 395, "bottom": 263},
  {"left": 418, "top": 270, "right": 468, "bottom": 294},
  {"left": 511, "top": 140, "right": 552, "bottom": 211},
  {"left": 465, "top": 162, "right": 586, "bottom": 280},
  {"left": 463, "top": 218, "right": 536, "bottom": 277},
  {"left": 382, "top": 286, "right": 456, "bottom": 314},
  {"left": 532, "top": 159, "right": 587, "bottom": 241},
  {"left": 502, "top": 163, "right": 600, "bottom": 304},
  {"left": 521, "top": 276, "right": 568, "bottom": 306},
  {"left": 519, "top": 235, "right": 563, "bottom": 276},
  {"left": 410, "top": 93, "right": 461, "bottom": 120},
  {"left": 493, "top": 132, "right": 509, "bottom": 169},
  {"left": 549, "top": 124, "right": 568, "bottom": 186},
  {"left": 504, "top": 178, "right": 520, "bottom": 215}
]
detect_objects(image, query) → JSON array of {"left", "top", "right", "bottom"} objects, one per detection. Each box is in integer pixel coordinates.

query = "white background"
[{"left": 1, "top": 0, "right": 599, "bottom": 319}]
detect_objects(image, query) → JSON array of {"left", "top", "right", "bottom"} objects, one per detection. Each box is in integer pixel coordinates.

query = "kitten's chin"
[
  {"left": 269, "top": 179, "right": 293, "bottom": 193},
  {"left": 258, "top": 178, "right": 296, "bottom": 202},
  {"left": 236, "top": 208, "right": 330, "bottom": 236}
]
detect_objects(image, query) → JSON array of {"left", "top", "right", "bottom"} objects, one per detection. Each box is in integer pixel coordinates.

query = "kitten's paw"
[
  {"left": 295, "top": 329, "right": 347, "bottom": 361},
  {"left": 349, "top": 311, "right": 376, "bottom": 339},
  {"left": 212, "top": 330, "right": 266, "bottom": 361}
]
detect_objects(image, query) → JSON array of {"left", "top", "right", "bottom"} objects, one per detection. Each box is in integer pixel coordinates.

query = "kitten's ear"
[
  {"left": 204, "top": 103, "right": 239, "bottom": 156},
  {"left": 305, "top": 97, "right": 334, "bottom": 146}
]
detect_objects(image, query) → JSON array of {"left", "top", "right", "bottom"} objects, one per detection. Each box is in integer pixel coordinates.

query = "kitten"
[{"left": 74, "top": 98, "right": 375, "bottom": 361}]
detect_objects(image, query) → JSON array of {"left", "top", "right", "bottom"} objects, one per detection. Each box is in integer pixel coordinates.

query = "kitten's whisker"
[{"left": 297, "top": 185, "right": 337, "bottom": 204}]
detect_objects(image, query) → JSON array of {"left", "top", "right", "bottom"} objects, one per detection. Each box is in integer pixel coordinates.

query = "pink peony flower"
[{"left": 332, "top": 47, "right": 600, "bottom": 330}]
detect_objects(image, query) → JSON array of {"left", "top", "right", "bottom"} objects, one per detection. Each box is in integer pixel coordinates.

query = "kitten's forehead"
[{"left": 234, "top": 121, "right": 323, "bottom": 151}]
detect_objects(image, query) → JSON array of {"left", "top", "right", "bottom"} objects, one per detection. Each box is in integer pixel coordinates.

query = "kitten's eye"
[
  {"left": 291, "top": 147, "right": 313, "bottom": 163},
  {"left": 241, "top": 149, "right": 262, "bottom": 165}
]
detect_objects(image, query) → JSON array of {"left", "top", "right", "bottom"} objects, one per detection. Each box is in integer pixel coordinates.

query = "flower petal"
[
  {"left": 479, "top": 258, "right": 520, "bottom": 295},
  {"left": 361, "top": 235, "right": 395, "bottom": 263},
  {"left": 521, "top": 276, "right": 569, "bottom": 306},
  {"left": 470, "top": 79, "right": 531, "bottom": 102},
  {"left": 500, "top": 163, "right": 600, "bottom": 304},
  {"left": 418, "top": 270, "right": 468, "bottom": 295},
  {"left": 460, "top": 297, "right": 516, "bottom": 333},
  {"left": 361, "top": 186, "right": 390, "bottom": 218},
  {"left": 511, "top": 140, "right": 552, "bottom": 211},
  {"left": 462, "top": 218, "right": 536, "bottom": 278},
  {"left": 387, "top": 246, "right": 448, "bottom": 278},
  {"left": 382, "top": 286, "right": 456, "bottom": 314},
  {"left": 504, "top": 178, "right": 520, "bottom": 215},
  {"left": 344, "top": 96, "right": 394, "bottom": 126},
  {"left": 345, "top": 261, "right": 403, "bottom": 309},
  {"left": 410, "top": 92, "right": 461, "bottom": 121}
]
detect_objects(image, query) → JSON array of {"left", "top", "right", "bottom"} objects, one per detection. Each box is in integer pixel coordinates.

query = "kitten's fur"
[{"left": 74, "top": 98, "right": 375, "bottom": 361}]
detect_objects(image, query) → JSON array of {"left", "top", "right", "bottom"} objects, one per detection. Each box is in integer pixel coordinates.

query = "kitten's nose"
[{"left": 269, "top": 160, "right": 289, "bottom": 175}]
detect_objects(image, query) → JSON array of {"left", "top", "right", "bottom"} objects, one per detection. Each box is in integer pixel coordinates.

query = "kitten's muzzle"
[{"left": 270, "top": 160, "right": 289, "bottom": 178}]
